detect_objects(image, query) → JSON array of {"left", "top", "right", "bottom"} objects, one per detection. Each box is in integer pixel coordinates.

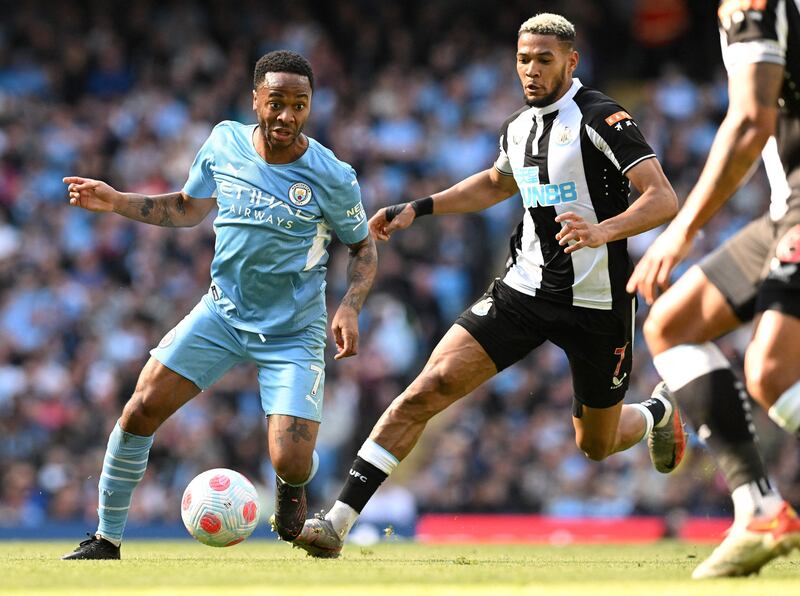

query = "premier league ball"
[{"left": 181, "top": 468, "right": 260, "bottom": 547}]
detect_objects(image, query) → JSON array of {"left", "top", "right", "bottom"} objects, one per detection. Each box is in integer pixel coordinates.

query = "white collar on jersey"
[{"left": 527, "top": 78, "right": 583, "bottom": 116}]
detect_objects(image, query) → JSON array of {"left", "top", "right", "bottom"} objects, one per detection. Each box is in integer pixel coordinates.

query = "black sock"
[
  {"left": 338, "top": 457, "right": 388, "bottom": 513},
  {"left": 672, "top": 368, "right": 771, "bottom": 492},
  {"left": 640, "top": 396, "right": 667, "bottom": 427}
]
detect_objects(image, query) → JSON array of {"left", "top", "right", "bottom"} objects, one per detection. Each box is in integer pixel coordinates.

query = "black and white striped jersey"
[
  {"left": 719, "top": 0, "right": 800, "bottom": 221},
  {"left": 495, "top": 78, "right": 656, "bottom": 311}
]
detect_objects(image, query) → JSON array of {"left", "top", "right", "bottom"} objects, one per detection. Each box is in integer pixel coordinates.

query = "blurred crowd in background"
[{"left": 2, "top": 0, "right": 798, "bottom": 535}]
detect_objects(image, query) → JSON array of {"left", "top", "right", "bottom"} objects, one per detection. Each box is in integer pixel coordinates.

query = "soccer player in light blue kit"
[{"left": 61, "top": 51, "right": 377, "bottom": 559}]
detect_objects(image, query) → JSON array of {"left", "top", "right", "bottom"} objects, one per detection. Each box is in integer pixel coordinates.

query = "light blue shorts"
[{"left": 150, "top": 295, "right": 326, "bottom": 422}]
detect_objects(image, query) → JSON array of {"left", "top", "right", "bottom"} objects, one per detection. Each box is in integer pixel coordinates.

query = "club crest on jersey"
[
  {"left": 471, "top": 297, "right": 493, "bottom": 317},
  {"left": 288, "top": 182, "right": 313, "bottom": 206},
  {"left": 555, "top": 124, "right": 574, "bottom": 145},
  {"left": 158, "top": 328, "right": 177, "bottom": 349}
]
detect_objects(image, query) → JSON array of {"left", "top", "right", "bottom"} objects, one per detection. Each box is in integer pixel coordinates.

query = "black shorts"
[
  {"left": 699, "top": 209, "right": 800, "bottom": 321},
  {"left": 455, "top": 280, "right": 635, "bottom": 409}
]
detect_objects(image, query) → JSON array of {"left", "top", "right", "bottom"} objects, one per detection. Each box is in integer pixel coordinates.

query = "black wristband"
[
  {"left": 410, "top": 196, "right": 434, "bottom": 218},
  {"left": 384, "top": 196, "right": 434, "bottom": 222}
]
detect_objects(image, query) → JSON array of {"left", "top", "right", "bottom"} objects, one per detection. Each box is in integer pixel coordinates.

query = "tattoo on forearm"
[
  {"left": 287, "top": 418, "right": 312, "bottom": 443},
  {"left": 342, "top": 237, "right": 377, "bottom": 311},
  {"left": 121, "top": 192, "right": 186, "bottom": 227}
]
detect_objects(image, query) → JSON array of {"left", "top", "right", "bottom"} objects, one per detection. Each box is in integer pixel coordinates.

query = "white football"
[{"left": 181, "top": 468, "right": 260, "bottom": 547}]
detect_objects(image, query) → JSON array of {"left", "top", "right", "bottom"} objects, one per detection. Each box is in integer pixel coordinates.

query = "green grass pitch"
[{"left": 2, "top": 540, "right": 799, "bottom": 595}]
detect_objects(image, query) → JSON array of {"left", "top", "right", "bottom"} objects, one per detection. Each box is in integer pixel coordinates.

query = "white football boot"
[{"left": 692, "top": 502, "right": 800, "bottom": 579}]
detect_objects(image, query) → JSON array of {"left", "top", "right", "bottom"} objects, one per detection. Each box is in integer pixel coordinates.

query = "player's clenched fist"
[{"left": 63, "top": 176, "right": 120, "bottom": 212}]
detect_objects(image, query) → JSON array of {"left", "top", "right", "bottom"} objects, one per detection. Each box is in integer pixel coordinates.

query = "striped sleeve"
[
  {"left": 583, "top": 105, "right": 655, "bottom": 175},
  {"left": 494, "top": 108, "right": 527, "bottom": 175},
  {"left": 494, "top": 127, "right": 513, "bottom": 175}
]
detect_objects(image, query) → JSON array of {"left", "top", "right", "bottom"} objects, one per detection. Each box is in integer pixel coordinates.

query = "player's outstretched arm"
[
  {"left": 331, "top": 234, "right": 377, "bottom": 360},
  {"left": 556, "top": 157, "right": 678, "bottom": 255},
  {"left": 64, "top": 176, "right": 215, "bottom": 227},
  {"left": 368, "top": 167, "right": 518, "bottom": 241},
  {"left": 626, "top": 61, "right": 783, "bottom": 304}
]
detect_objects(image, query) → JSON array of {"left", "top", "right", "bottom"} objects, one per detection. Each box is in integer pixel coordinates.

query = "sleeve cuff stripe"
[
  {"left": 621, "top": 154, "right": 656, "bottom": 174},
  {"left": 494, "top": 166, "right": 514, "bottom": 176}
]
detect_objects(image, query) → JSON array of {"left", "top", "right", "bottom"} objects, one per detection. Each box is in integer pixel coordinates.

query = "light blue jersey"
[{"left": 182, "top": 120, "right": 368, "bottom": 334}]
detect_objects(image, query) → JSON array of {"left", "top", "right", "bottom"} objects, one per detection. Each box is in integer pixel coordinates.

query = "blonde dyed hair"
[{"left": 518, "top": 13, "right": 576, "bottom": 44}]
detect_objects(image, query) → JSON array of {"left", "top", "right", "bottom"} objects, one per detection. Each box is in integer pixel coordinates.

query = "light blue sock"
[{"left": 96, "top": 422, "right": 154, "bottom": 543}]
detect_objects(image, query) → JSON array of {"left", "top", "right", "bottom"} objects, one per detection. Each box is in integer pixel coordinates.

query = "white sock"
[
  {"left": 768, "top": 380, "right": 800, "bottom": 434},
  {"left": 357, "top": 439, "right": 400, "bottom": 475},
  {"left": 325, "top": 500, "right": 360, "bottom": 537},
  {"left": 629, "top": 403, "right": 654, "bottom": 440},
  {"left": 731, "top": 481, "right": 783, "bottom": 528},
  {"left": 652, "top": 342, "right": 730, "bottom": 392}
]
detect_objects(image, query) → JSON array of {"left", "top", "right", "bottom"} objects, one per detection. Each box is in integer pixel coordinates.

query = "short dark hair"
[{"left": 253, "top": 50, "right": 314, "bottom": 90}]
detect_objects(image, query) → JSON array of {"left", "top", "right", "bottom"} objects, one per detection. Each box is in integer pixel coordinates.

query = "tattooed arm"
[
  {"left": 63, "top": 176, "right": 215, "bottom": 227},
  {"left": 113, "top": 192, "right": 215, "bottom": 227},
  {"left": 331, "top": 234, "right": 377, "bottom": 360}
]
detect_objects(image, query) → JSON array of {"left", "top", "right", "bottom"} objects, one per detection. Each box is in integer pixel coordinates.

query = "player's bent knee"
[
  {"left": 745, "top": 355, "right": 784, "bottom": 407},
  {"left": 642, "top": 311, "right": 664, "bottom": 347},
  {"left": 575, "top": 436, "right": 614, "bottom": 462},
  {"left": 643, "top": 300, "right": 684, "bottom": 352}
]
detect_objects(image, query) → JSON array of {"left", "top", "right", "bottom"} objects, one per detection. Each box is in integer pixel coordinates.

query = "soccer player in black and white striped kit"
[
  {"left": 290, "top": 13, "right": 680, "bottom": 558},
  {"left": 629, "top": 0, "right": 800, "bottom": 579}
]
